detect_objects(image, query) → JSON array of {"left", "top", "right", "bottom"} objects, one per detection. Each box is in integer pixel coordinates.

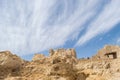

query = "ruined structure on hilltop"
[
  {"left": 49, "top": 48, "right": 76, "bottom": 58},
  {"left": 92, "top": 45, "right": 120, "bottom": 59},
  {"left": 0, "top": 45, "right": 120, "bottom": 80},
  {"left": 32, "top": 48, "right": 77, "bottom": 64}
]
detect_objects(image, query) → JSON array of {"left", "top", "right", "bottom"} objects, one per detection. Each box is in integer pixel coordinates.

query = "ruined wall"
[
  {"left": 104, "top": 45, "right": 120, "bottom": 58},
  {"left": 92, "top": 45, "right": 120, "bottom": 60},
  {"left": 49, "top": 48, "right": 77, "bottom": 58}
]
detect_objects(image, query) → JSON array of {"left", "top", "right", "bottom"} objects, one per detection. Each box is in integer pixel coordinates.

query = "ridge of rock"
[{"left": 0, "top": 45, "right": 120, "bottom": 80}]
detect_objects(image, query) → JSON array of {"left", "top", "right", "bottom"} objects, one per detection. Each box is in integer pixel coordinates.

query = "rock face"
[
  {"left": 49, "top": 48, "right": 78, "bottom": 64},
  {"left": 0, "top": 51, "right": 24, "bottom": 68},
  {"left": 0, "top": 45, "right": 120, "bottom": 80},
  {"left": 0, "top": 51, "right": 24, "bottom": 79}
]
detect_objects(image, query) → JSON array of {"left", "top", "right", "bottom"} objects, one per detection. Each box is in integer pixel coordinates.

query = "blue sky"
[{"left": 0, "top": 0, "right": 120, "bottom": 60}]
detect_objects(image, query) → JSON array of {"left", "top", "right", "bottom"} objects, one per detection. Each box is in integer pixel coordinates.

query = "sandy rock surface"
[{"left": 0, "top": 46, "right": 120, "bottom": 80}]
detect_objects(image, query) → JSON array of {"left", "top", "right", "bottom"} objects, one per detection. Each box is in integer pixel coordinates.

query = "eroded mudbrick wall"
[{"left": 92, "top": 45, "right": 120, "bottom": 59}]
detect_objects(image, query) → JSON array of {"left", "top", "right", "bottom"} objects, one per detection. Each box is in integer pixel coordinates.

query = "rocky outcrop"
[
  {"left": 0, "top": 51, "right": 25, "bottom": 79},
  {"left": 0, "top": 51, "right": 24, "bottom": 69},
  {"left": 0, "top": 45, "right": 120, "bottom": 80}
]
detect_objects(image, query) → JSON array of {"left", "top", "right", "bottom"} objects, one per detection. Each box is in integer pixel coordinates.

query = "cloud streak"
[
  {"left": 0, "top": 0, "right": 120, "bottom": 56},
  {"left": 76, "top": 0, "right": 120, "bottom": 46}
]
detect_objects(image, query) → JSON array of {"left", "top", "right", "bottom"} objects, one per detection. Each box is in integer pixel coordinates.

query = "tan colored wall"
[
  {"left": 49, "top": 48, "right": 77, "bottom": 58},
  {"left": 92, "top": 45, "right": 120, "bottom": 60}
]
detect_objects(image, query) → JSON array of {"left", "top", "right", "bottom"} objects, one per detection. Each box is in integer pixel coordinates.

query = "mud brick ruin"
[{"left": 92, "top": 45, "right": 120, "bottom": 60}]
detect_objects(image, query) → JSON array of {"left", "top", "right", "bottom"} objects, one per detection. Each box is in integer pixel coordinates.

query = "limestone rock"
[
  {"left": 0, "top": 46, "right": 120, "bottom": 80},
  {"left": 0, "top": 51, "right": 24, "bottom": 69},
  {"left": 0, "top": 51, "right": 24, "bottom": 79}
]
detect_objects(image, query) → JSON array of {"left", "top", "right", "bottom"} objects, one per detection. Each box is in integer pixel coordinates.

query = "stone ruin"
[
  {"left": 92, "top": 45, "right": 120, "bottom": 60},
  {"left": 0, "top": 45, "right": 120, "bottom": 80},
  {"left": 49, "top": 48, "right": 76, "bottom": 58},
  {"left": 49, "top": 48, "right": 77, "bottom": 64},
  {"left": 32, "top": 48, "right": 78, "bottom": 64}
]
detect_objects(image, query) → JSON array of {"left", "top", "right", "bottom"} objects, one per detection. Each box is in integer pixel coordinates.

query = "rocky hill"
[{"left": 0, "top": 45, "right": 120, "bottom": 80}]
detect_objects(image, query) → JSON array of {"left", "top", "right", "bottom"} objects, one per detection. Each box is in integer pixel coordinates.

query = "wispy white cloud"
[
  {"left": 117, "top": 38, "right": 120, "bottom": 44},
  {"left": 76, "top": 0, "right": 120, "bottom": 46},
  {"left": 0, "top": 0, "right": 119, "bottom": 56}
]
